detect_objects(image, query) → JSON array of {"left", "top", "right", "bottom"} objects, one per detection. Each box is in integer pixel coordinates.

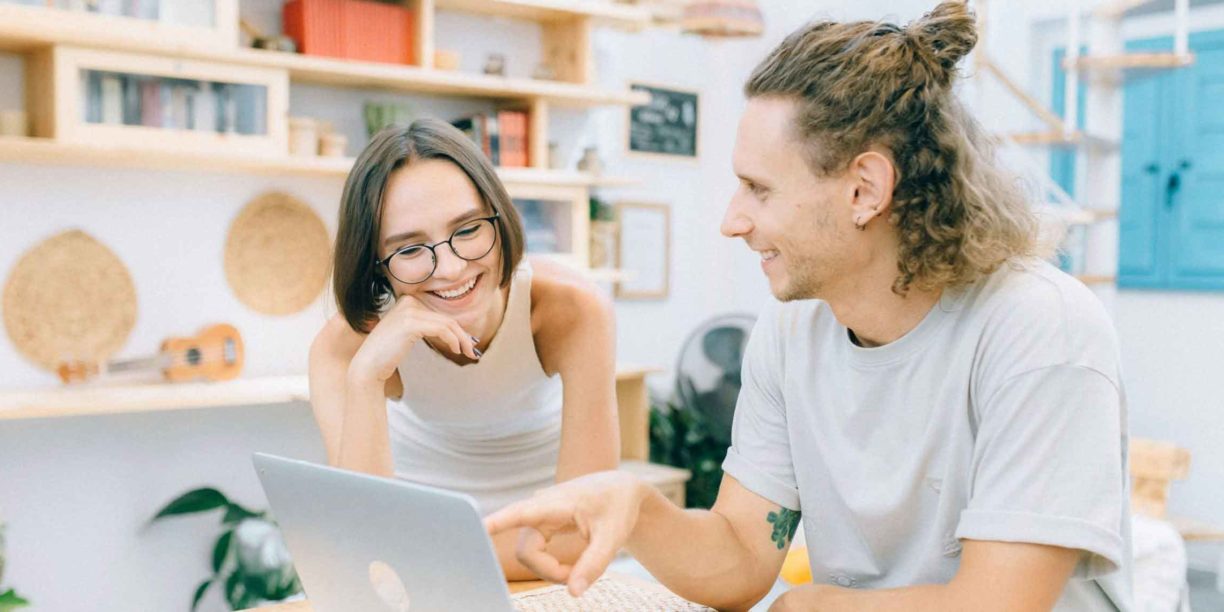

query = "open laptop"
[{"left": 252, "top": 452, "right": 516, "bottom": 611}]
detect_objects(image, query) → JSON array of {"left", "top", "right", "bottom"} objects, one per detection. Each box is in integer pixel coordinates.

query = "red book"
[
  {"left": 521, "top": 111, "right": 532, "bottom": 167},
  {"left": 284, "top": 0, "right": 345, "bottom": 59},
  {"left": 284, "top": 0, "right": 414, "bottom": 65}
]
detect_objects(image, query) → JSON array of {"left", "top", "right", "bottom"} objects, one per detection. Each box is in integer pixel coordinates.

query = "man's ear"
[{"left": 848, "top": 150, "right": 896, "bottom": 230}]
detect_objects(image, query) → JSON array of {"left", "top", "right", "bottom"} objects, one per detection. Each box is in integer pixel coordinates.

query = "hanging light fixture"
[{"left": 680, "top": 0, "right": 765, "bottom": 38}]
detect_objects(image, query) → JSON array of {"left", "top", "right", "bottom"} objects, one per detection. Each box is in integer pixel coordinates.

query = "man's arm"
[
  {"left": 485, "top": 472, "right": 796, "bottom": 611},
  {"left": 628, "top": 474, "right": 799, "bottom": 610},
  {"left": 770, "top": 540, "right": 1080, "bottom": 612}
]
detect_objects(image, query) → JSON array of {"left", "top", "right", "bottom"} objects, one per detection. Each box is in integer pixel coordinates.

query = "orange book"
[
  {"left": 497, "top": 110, "right": 528, "bottom": 168},
  {"left": 286, "top": 0, "right": 415, "bottom": 65},
  {"left": 521, "top": 111, "right": 531, "bottom": 167}
]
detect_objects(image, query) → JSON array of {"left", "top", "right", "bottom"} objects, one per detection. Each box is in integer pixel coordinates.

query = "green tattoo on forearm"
[{"left": 766, "top": 507, "right": 801, "bottom": 549}]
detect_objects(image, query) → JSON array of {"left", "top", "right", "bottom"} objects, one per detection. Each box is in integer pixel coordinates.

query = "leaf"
[
  {"left": 190, "top": 579, "right": 212, "bottom": 612},
  {"left": 224, "top": 571, "right": 245, "bottom": 609},
  {"left": 212, "top": 530, "right": 233, "bottom": 573},
  {"left": 222, "top": 502, "right": 261, "bottom": 525},
  {"left": 150, "top": 488, "right": 230, "bottom": 522},
  {"left": 0, "top": 588, "right": 30, "bottom": 607},
  {"left": 268, "top": 571, "right": 304, "bottom": 601}
]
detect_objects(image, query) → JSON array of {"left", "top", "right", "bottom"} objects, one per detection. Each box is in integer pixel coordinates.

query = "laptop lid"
[{"left": 252, "top": 453, "right": 515, "bottom": 612}]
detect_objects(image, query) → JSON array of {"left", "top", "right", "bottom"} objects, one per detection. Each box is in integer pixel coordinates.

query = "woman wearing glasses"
[{"left": 308, "top": 119, "right": 619, "bottom": 579}]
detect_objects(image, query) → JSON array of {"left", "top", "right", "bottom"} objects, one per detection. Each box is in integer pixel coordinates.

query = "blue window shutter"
[
  {"left": 1118, "top": 36, "right": 1175, "bottom": 288},
  {"left": 1117, "top": 40, "right": 1167, "bottom": 286},
  {"left": 1167, "top": 31, "right": 1224, "bottom": 289}
]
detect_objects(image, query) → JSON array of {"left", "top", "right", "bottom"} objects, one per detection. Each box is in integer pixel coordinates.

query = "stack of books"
[{"left": 451, "top": 110, "right": 530, "bottom": 168}]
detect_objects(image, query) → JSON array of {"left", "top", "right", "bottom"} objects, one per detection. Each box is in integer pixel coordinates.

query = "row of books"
[
  {"left": 43, "top": 0, "right": 161, "bottom": 20},
  {"left": 451, "top": 110, "right": 530, "bottom": 168},
  {"left": 83, "top": 71, "right": 268, "bottom": 135}
]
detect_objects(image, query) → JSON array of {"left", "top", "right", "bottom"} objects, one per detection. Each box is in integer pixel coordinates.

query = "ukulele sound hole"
[{"left": 186, "top": 347, "right": 202, "bottom": 366}]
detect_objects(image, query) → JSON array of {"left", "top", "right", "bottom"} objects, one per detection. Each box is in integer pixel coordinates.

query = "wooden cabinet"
[{"left": 27, "top": 46, "right": 288, "bottom": 156}]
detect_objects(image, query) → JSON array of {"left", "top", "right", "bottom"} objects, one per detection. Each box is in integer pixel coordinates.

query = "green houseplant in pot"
[
  {"left": 649, "top": 396, "right": 729, "bottom": 510},
  {"left": 150, "top": 488, "right": 301, "bottom": 611}
]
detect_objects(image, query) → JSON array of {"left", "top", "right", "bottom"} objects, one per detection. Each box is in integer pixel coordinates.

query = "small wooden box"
[{"left": 26, "top": 46, "right": 289, "bottom": 156}]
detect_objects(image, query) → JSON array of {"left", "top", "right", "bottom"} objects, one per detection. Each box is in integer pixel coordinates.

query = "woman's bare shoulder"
[
  {"left": 311, "top": 312, "right": 367, "bottom": 363},
  {"left": 528, "top": 257, "right": 613, "bottom": 332}
]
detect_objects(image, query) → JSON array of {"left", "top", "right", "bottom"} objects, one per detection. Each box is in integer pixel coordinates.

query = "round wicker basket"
[
  {"left": 224, "top": 191, "right": 331, "bottom": 316},
  {"left": 2, "top": 229, "right": 137, "bottom": 372}
]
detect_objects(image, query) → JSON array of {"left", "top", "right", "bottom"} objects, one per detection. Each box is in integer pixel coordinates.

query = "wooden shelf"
[
  {"left": 435, "top": 0, "right": 652, "bottom": 28},
  {"left": 1168, "top": 515, "right": 1224, "bottom": 542},
  {"left": 1005, "top": 130, "right": 1117, "bottom": 150},
  {"left": 0, "top": 136, "right": 639, "bottom": 188},
  {"left": 0, "top": 136, "right": 351, "bottom": 176},
  {"left": 0, "top": 366, "right": 660, "bottom": 422},
  {"left": 0, "top": 2, "right": 235, "bottom": 54},
  {"left": 0, "top": 375, "right": 311, "bottom": 421},
  {"left": 1036, "top": 206, "right": 1118, "bottom": 226},
  {"left": 497, "top": 167, "right": 640, "bottom": 188},
  {"left": 0, "top": 4, "right": 649, "bottom": 108},
  {"left": 1063, "top": 53, "right": 1194, "bottom": 72},
  {"left": 229, "top": 48, "right": 649, "bottom": 108},
  {"left": 1075, "top": 274, "right": 1117, "bottom": 285},
  {"left": 1093, "top": 0, "right": 1162, "bottom": 19}
]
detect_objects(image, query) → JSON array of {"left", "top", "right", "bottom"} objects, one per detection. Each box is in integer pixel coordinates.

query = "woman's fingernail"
[
  {"left": 471, "top": 336, "right": 480, "bottom": 344},
  {"left": 474, "top": 348, "right": 483, "bottom": 358}
]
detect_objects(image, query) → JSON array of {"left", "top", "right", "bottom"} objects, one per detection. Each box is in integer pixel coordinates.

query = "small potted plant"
[{"left": 150, "top": 488, "right": 302, "bottom": 611}]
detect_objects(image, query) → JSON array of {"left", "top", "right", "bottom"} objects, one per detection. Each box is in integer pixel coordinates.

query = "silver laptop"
[{"left": 252, "top": 453, "right": 516, "bottom": 612}]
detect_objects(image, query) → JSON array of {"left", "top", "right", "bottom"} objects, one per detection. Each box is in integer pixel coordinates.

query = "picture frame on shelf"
[
  {"left": 614, "top": 201, "right": 670, "bottom": 300},
  {"left": 626, "top": 82, "right": 699, "bottom": 162}
]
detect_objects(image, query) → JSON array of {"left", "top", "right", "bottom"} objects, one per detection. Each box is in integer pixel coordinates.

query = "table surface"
[{"left": 240, "top": 574, "right": 662, "bottom": 611}]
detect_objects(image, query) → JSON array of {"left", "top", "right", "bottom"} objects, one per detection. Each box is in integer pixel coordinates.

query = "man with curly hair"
[{"left": 487, "top": 3, "right": 1132, "bottom": 610}]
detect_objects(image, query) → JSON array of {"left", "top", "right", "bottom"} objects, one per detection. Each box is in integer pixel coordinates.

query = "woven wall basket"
[
  {"left": 224, "top": 191, "right": 331, "bottom": 316},
  {"left": 2, "top": 229, "right": 137, "bottom": 372}
]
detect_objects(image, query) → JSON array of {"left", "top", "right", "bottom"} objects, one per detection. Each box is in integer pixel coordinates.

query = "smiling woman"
[{"left": 307, "top": 119, "right": 621, "bottom": 581}]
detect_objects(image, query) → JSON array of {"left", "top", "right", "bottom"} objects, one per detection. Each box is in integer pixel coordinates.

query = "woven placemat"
[
  {"left": 512, "top": 576, "right": 713, "bottom": 611},
  {"left": 224, "top": 191, "right": 331, "bottom": 315},
  {"left": 2, "top": 229, "right": 137, "bottom": 372}
]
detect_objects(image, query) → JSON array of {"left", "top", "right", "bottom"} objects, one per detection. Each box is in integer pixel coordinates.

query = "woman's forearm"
[{"left": 336, "top": 373, "right": 395, "bottom": 476}]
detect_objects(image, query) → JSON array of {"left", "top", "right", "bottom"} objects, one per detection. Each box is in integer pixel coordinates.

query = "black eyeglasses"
[{"left": 377, "top": 214, "right": 500, "bottom": 284}]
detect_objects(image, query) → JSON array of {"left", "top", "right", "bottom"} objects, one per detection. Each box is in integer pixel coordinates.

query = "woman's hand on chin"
[{"left": 348, "top": 294, "right": 480, "bottom": 384}]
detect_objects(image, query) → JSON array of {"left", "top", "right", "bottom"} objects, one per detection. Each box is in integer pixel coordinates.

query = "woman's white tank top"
[{"left": 386, "top": 260, "right": 562, "bottom": 515}]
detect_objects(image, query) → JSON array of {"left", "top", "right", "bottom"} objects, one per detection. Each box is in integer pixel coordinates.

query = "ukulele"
[{"left": 57, "top": 323, "right": 245, "bottom": 385}]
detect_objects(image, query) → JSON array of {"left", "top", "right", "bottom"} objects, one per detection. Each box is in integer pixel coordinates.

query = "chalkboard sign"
[{"left": 627, "top": 83, "right": 699, "bottom": 159}]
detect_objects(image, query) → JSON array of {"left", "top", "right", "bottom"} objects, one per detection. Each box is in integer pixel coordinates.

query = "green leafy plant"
[
  {"left": 0, "top": 519, "right": 30, "bottom": 612},
  {"left": 150, "top": 488, "right": 301, "bottom": 611},
  {"left": 0, "top": 589, "right": 30, "bottom": 612},
  {"left": 649, "top": 396, "right": 729, "bottom": 509}
]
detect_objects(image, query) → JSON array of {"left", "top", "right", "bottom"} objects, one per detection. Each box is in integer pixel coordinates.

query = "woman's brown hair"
[
  {"left": 745, "top": 1, "right": 1040, "bottom": 294},
  {"left": 332, "top": 118, "right": 525, "bottom": 332}
]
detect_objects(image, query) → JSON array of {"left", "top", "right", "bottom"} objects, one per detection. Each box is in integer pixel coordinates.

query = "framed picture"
[
  {"left": 615, "top": 202, "right": 671, "bottom": 300},
  {"left": 626, "top": 82, "right": 699, "bottom": 161}
]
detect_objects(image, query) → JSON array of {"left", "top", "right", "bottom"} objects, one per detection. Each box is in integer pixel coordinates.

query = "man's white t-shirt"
[{"left": 723, "top": 258, "right": 1132, "bottom": 610}]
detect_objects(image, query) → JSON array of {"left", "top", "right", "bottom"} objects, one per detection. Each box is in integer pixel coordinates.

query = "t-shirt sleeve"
[
  {"left": 956, "top": 364, "right": 1127, "bottom": 578},
  {"left": 721, "top": 305, "right": 801, "bottom": 511}
]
